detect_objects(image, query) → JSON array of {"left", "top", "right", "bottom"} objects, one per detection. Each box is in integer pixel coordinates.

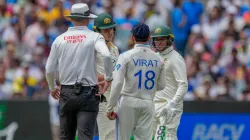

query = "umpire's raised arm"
[{"left": 95, "top": 34, "right": 113, "bottom": 93}]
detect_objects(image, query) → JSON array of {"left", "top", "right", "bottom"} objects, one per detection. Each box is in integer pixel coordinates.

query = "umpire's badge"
[
  {"left": 155, "top": 28, "right": 161, "bottom": 33},
  {"left": 104, "top": 18, "right": 111, "bottom": 24}
]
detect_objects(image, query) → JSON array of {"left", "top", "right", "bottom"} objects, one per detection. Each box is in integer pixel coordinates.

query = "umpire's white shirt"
[
  {"left": 154, "top": 46, "right": 188, "bottom": 104},
  {"left": 45, "top": 26, "right": 113, "bottom": 90},
  {"left": 107, "top": 44, "right": 166, "bottom": 112}
]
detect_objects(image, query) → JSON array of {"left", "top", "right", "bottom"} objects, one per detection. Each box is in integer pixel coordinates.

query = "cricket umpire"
[{"left": 45, "top": 3, "right": 113, "bottom": 140}]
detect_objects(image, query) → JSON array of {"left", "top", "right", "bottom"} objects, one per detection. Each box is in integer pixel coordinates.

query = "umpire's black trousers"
[{"left": 59, "top": 85, "right": 100, "bottom": 140}]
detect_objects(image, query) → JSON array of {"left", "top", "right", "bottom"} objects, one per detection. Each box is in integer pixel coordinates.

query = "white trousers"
[
  {"left": 97, "top": 101, "right": 116, "bottom": 140},
  {"left": 153, "top": 102, "right": 183, "bottom": 140},
  {"left": 116, "top": 96, "right": 155, "bottom": 140}
]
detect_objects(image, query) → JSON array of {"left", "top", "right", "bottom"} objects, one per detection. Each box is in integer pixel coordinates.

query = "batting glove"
[{"left": 158, "top": 100, "right": 177, "bottom": 117}]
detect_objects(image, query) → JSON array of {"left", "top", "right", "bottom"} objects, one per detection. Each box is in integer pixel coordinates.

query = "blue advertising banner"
[{"left": 178, "top": 113, "right": 250, "bottom": 140}]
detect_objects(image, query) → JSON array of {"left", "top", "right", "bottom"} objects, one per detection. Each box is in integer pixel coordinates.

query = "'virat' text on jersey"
[{"left": 133, "top": 59, "right": 158, "bottom": 67}]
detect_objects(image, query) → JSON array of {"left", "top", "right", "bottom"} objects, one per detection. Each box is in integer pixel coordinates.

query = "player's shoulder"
[
  {"left": 119, "top": 49, "right": 135, "bottom": 62},
  {"left": 172, "top": 50, "right": 184, "bottom": 60},
  {"left": 170, "top": 50, "right": 186, "bottom": 64},
  {"left": 120, "top": 49, "right": 132, "bottom": 56},
  {"left": 95, "top": 33, "right": 105, "bottom": 42},
  {"left": 149, "top": 50, "right": 164, "bottom": 63}
]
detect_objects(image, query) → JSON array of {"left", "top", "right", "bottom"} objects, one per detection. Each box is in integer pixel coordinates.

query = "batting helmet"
[
  {"left": 151, "top": 25, "right": 174, "bottom": 46},
  {"left": 93, "top": 13, "right": 116, "bottom": 31}
]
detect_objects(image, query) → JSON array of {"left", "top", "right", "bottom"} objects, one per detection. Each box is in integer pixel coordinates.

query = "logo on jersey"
[
  {"left": 64, "top": 35, "right": 86, "bottom": 43},
  {"left": 104, "top": 18, "right": 111, "bottom": 24},
  {"left": 98, "top": 36, "right": 105, "bottom": 41},
  {"left": 155, "top": 28, "right": 161, "bottom": 34},
  {"left": 164, "top": 58, "right": 168, "bottom": 64},
  {"left": 116, "top": 64, "right": 121, "bottom": 71}
]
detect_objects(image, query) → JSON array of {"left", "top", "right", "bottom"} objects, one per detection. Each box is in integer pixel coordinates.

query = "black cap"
[{"left": 131, "top": 23, "right": 150, "bottom": 41}]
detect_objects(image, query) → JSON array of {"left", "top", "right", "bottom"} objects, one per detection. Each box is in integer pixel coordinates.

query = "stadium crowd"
[
  {"left": 1, "top": 0, "right": 250, "bottom": 101},
  {"left": 1, "top": 0, "right": 250, "bottom": 139}
]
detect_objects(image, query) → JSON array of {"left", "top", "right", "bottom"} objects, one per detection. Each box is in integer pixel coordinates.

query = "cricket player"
[
  {"left": 94, "top": 13, "right": 119, "bottom": 140},
  {"left": 152, "top": 25, "right": 188, "bottom": 140},
  {"left": 106, "top": 23, "right": 166, "bottom": 140}
]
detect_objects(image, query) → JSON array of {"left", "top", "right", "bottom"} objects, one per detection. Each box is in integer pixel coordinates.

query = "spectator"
[
  {"left": 194, "top": 76, "right": 212, "bottom": 101},
  {"left": 0, "top": 64, "right": 13, "bottom": 99},
  {"left": 171, "top": 0, "right": 188, "bottom": 57},
  {"left": 216, "top": 77, "right": 235, "bottom": 101},
  {"left": 202, "top": 6, "right": 222, "bottom": 51},
  {"left": 182, "top": 0, "right": 203, "bottom": 34},
  {"left": 23, "top": 17, "right": 46, "bottom": 49},
  {"left": 2, "top": 16, "right": 19, "bottom": 45},
  {"left": 241, "top": 80, "right": 250, "bottom": 101}
]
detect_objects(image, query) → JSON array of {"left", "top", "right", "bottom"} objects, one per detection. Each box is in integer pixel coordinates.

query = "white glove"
[
  {"left": 167, "top": 100, "right": 177, "bottom": 109},
  {"left": 158, "top": 100, "right": 177, "bottom": 118}
]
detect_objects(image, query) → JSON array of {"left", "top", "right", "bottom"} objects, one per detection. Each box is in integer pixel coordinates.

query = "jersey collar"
[
  {"left": 134, "top": 43, "right": 150, "bottom": 48},
  {"left": 107, "top": 42, "right": 115, "bottom": 48},
  {"left": 161, "top": 46, "right": 174, "bottom": 55},
  {"left": 68, "top": 26, "right": 89, "bottom": 31}
]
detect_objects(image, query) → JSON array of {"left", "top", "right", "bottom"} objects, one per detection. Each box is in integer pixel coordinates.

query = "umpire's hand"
[
  {"left": 97, "top": 80, "right": 111, "bottom": 96},
  {"left": 50, "top": 86, "right": 60, "bottom": 100}
]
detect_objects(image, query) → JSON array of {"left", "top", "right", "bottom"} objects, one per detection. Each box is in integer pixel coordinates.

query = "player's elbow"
[{"left": 179, "top": 81, "right": 188, "bottom": 92}]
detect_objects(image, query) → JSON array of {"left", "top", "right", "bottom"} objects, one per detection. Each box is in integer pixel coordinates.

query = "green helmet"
[
  {"left": 151, "top": 25, "right": 174, "bottom": 47},
  {"left": 151, "top": 25, "right": 174, "bottom": 39},
  {"left": 93, "top": 13, "right": 116, "bottom": 30}
]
